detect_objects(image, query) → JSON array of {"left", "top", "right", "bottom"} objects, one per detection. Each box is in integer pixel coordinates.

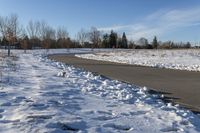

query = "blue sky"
[{"left": 1, "top": 0, "right": 200, "bottom": 42}]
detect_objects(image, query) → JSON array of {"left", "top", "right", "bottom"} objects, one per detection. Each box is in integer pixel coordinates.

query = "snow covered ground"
[
  {"left": 5, "top": 48, "right": 113, "bottom": 56},
  {"left": 0, "top": 49, "right": 200, "bottom": 132},
  {"left": 76, "top": 49, "right": 200, "bottom": 72}
]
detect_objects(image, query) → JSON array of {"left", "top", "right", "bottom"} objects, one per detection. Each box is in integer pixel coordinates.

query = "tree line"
[{"left": 0, "top": 14, "right": 193, "bottom": 51}]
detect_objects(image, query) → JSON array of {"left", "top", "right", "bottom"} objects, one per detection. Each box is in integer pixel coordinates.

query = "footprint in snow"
[
  {"left": 26, "top": 114, "right": 54, "bottom": 123},
  {"left": 47, "top": 100, "right": 63, "bottom": 107},
  {"left": 0, "top": 92, "right": 7, "bottom": 97},
  {"left": 161, "top": 122, "right": 184, "bottom": 132},
  {"left": 161, "top": 127, "right": 183, "bottom": 132},
  {"left": 0, "top": 109, "right": 4, "bottom": 119},
  {"left": 82, "top": 110, "right": 95, "bottom": 115},
  {"left": 92, "top": 115, "right": 115, "bottom": 121},
  {"left": 12, "top": 96, "right": 27, "bottom": 103},
  {"left": 42, "top": 91, "right": 61, "bottom": 97},
  {"left": 103, "top": 123, "right": 133, "bottom": 131},
  {"left": 180, "top": 120, "right": 190, "bottom": 126},
  {"left": 0, "top": 119, "right": 20, "bottom": 124},
  {"left": 46, "top": 120, "right": 87, "bottom": 132},
  {"left": 129, "top": 110, "right": 149, "bottom": 116},
  {"left": 106, "top": 104, "right": 118, "bottom": 107},
  {"left": 0, "top": 109, "right": 4, "bottom": 113},
  {"left": 27, "top": 114, "right": 53, "bottom": 120},
  {"left": 30, "top": 103, "right": 49, "bottom": 110},
  {"left": 91, "top": 110, "right": 117, "bottom": 121},
  {"left": 0, "top": 102, "right": 11, "bottom": 106},
  {"left": 96, "top": 110, "right": 113, "bottom": 115}
]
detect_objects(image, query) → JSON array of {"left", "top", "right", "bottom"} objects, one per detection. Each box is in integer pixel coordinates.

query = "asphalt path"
[{"left": 49, "top": 54, "right": 200, "bottom": 113}]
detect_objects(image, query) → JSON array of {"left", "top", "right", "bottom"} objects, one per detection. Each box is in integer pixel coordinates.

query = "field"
[
  {"left": 0, "top": 49, "right": 199, "bottom": 132},
  {"left": 76, "top": 49, "right": 200, "bottom": 72}
]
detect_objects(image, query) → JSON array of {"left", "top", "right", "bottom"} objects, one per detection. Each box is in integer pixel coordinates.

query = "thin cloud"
[
  {"left": 98, "top": 7, "right": 200, "bottom": 41},
  {"left": 98, "top": 24, "right": 133, "bottom": 32}
]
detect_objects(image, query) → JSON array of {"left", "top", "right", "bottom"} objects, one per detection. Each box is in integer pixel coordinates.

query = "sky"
[{"left": 1, "top": 0, "right": 200, "bottom": 43}]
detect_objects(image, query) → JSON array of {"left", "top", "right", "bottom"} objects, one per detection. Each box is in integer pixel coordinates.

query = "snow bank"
[
  {"left": 76, "top": 49, "right": 200, "bottom": 72},
  {"left": 0, "top": 48, "right": 114, "bottom": 56}
]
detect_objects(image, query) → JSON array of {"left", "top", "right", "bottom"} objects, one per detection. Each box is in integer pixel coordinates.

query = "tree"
[
  {"left": 121, "top": 32, "right": 128, "bottom": 48},
  {"left": 38, "top": 22, "right": 56, "bottom": 50},
  {"left": 109, "top": 30, "right": 117, "bottom": 48},
  {"left": 56, "top": 27, "right": 69, "bottom": 48},
  {"left": 0, "top": 14, "right": 23, "bottom": 56},
  {"left": 128, "top": 40, "right": 136, "bottom": 49},
  {"left": 26, "top": 20, "right": 41, "bottom": 39},
  {"left": 0, "top": 16, "right": 6, "bottom": 38},
  {"left": 77, "top": 29, "right": 88, "bottom": 46},
  {"left": 89, "top": 27, "right": 101, "bottom": 48},
  {"left": 26, "top": 20, "right": 41, "bottom": 48},
  {"left": 136, "top": 37, "right": 149, "bottom": 48},
  {"left": 102, "top": 33, "right": 110, "bottom": 48},
  {"left": 21, "top": 35, "right": 29, "bottom": 53},
  {"left": 1, "top": 36, "right": 9, "bottom": 48},
  {"left": 56, "top": 27, "right": 68, "bottom": 40},
  {"left": 152, "top": 36, "right": 158, "bottom": 49},
  {"left": 117, "top": 37, "right": 122, "bottom": 48},
  {"left": 185, "top": 42, "right": 191, "bottom": 48}
]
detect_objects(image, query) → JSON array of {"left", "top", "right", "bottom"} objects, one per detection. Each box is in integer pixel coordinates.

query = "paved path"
[{"left": 49, "top": 54, "right": 200, "bottom": 113}]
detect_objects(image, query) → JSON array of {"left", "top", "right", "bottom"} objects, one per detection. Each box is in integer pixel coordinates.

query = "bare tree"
[
  {"left": 0, "top": 16, "right": 6, "bottom": 38},
  {"left": 26, "top": 20, "right": 41, "bottom": 39},
  {"left": 28, "top": 21, "right": 57, "bottom": 50},
  {"left": 89, "top": 27, "right": 101, "bottom": 49},
  {"left": 38, "top": 21, "right": 47, "bottom": 41},
  {"left": 56, "top": 27, "right": 68, "bottom": 40},
  {"left": 77, "top": 28, "right": 88, "bottom": 46},
  {"left": 26, "top": 20, "right": 44, "bottom": 48},
  {"left": 37, "top": 22, "right": 56, "bottom": 51},
  {"left": 0, "top": 14, "right": 23, "bottom": 56},
  {"left": 56, "top": 27, "right": 70, "bottom": 49},
  {"left": 21, "top": 35, "right": 29, "bottom": 53},
  {"left": 40, "top": 22, "right": 56, "bottom": 41}
]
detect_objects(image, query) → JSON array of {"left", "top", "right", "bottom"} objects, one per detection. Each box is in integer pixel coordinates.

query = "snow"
[
  {"left": 76, "top": 49, "right": 200, "bottom": 72},
  {"left": 3, "top": 48, "right": 113, "bottom": 56},
  {"left": 0, "top": 49, "right": 200, "bottom": 132}
]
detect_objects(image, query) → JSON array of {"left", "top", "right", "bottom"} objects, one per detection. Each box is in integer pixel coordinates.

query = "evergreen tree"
[
  {"left": 121, "top": 32, "right": 128, "bottom": 48},
  {"left": 102, "top": 33, "right": 110, "bottom": 48},
  {"left": 117, "top": 37, "right": 122, "bottom": 48},
  {"left": 109, "top": 30, "right": 117, "bottom": 48},
  {"left": 152, "top": 36, "right": 158, "bottom": 49},
  {"left": 185, "top": 42, "right": 191, "bottom": 48}
]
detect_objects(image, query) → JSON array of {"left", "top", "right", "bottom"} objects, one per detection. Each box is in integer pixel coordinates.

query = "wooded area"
[{"left": 0, "top": 14, "right": 194, "bottom": 51}]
